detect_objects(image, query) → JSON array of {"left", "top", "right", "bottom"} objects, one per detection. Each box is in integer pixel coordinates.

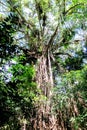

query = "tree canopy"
[{"left": 0, "top": 0, "right": 87, "bottom": 129}]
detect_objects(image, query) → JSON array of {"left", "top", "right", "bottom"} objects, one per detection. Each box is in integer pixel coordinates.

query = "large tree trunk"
[
  {"left": 26, "top": 50, "right": 84, "bottom": 130},
  {"left": 30, "top": 51, "right": 58, "bottom": 130},
  {"left": 36, "top": 51, "right": 53, "bottom": 97}
]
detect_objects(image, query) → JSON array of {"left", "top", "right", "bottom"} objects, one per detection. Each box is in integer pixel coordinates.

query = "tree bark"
[
  {"left": 36, "top": 51, "right": 53, "bottom": 97},
  {"left": 30, "top": 51, "right": 58, "bottom": 130}
]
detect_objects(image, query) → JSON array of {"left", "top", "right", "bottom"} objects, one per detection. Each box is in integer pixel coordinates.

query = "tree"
[
  {"left": 53, "top": 65, "right": 87, "bottom": 130},
  {"left": 0, "top": 0, "right": 87, "bottom": 129},
  {"left": 0, "top": 56, "right": 38, "bottom": 129}
]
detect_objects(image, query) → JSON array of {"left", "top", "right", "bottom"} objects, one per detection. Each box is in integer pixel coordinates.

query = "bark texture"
[
  {"left": 36, "top": 52, "right": 53, "bottom": 97},
  {"left": 29, "top": 51, "right": 58, "bottom": 130}
]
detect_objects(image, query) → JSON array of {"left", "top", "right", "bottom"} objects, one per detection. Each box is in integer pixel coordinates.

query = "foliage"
[
  {"left": 0, "top": 12, "right": 23, "bottom": 62},
  {"left": 0, "top": 56, "right": 38, "bottom": 129},
  {"left": 0, "top": 0, "right": 87, "bottom": 129},
  {"left": 53, "top": 65, "right": 87, "bottom": 129}
]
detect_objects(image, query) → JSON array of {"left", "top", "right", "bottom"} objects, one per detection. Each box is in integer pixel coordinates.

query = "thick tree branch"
[
  {"left": 17, "top": 46, "right": 42, "bottom": 58},
  {"left": 35, "top": 0, "right": 46, "bottom": 36},
  {"left": 7, "top": 1, "right": 35, "bottom": 30},
  {"left": 46, "top": 25, "right": 59, "bottom": 52},
  {"left": 65, "top": 3, "right": 84, "bottom": 15},
  {"left": 14, "top": 8, "right": 33, "bottom": 29},
  {"left": 53, "top": 52, "right": 72, "bottom": 57}
]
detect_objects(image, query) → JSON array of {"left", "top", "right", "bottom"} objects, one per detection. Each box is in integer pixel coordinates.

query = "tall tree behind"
[{"left": 0, "top": 0, "right": 87, "bottom": 129}]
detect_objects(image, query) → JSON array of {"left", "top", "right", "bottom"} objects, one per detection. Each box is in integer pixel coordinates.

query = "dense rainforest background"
[{"left": 0, "top": 0, "right": 87, "bottom": 130}]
